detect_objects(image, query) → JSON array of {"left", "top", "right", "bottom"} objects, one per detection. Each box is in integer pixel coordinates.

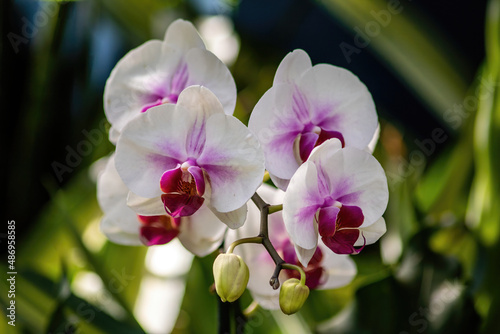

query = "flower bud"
[
  {"left": 279, "top": 278, "right": 310, "bottom": 315},
  {"left": 213, "top": 253, "right": 249, "bottom": 302}
]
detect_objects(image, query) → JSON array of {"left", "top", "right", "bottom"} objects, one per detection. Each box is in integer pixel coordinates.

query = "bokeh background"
[{"left": 2, "top": 0, "right": 500, "bottom": 333}]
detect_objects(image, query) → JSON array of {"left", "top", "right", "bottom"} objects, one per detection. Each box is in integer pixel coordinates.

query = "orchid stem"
[
  {"left": 227, "top": 237, "right": 263, "bottom": 254},
  {"left": 268, "top": 204, "right": 283, "bottom": 214},
  {"left": 282, "top": 263, "right": 307, "bottom": 285}
]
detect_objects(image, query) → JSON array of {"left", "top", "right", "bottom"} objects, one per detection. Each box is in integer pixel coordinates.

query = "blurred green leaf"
[
  {"left": 172, "top": 255, "right": 218, "bottom": 333},
  {"left": 317, "top": 230, "right": 480, "bottom": 334},
  {"left": 415, "top": 125, "right": 473, "bottom": 217},
  {"left": 468, "top": 0, "right": 500, "bottom": 245},
  {"left": 22, "top": 270, "right": 144, "bottom": 334}
]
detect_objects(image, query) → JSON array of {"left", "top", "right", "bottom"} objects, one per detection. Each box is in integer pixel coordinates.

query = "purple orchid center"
[
  {"left": 138, "top": 214, "right": 181, "bottom": 246},
  {"left": 281, "top": 239, "right": 325, "bottom": 289},
  {"left": 293, "top": 124, "right": 345, "bottom": 163},
  {"left": 316, "top": 202, "right": 366, "bottom": 255},
  {"left": 140, "top": 62, "right": 189, "bottom": 113},
  {"left": 141, "top": 95, "right": 179, "bottom": 113},
  {"left": 160, "top": 160, "right": 206, "bottom": 218}
]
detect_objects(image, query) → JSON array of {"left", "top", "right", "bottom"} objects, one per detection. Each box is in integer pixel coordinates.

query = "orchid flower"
[
  {"left": 226, "top": 184, "right": 357, "bottom": 309},
  {"left": 283, "top": 139, "right": 388, "bottom": 266},
  {"left": 104, "top": 19, "right": 236, "bottom": 143},
  {"left": 248, "top": 49, "right": 378, "bottom": 190},
  {"left": 97, "top": 155, "right": 226, "bottom": 256},
  {"left": 114, "top": 85, "right": 265, "bottom": 228}
]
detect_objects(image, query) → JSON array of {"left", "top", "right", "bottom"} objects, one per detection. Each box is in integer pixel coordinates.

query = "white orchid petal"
[
  {"left": 308, "top": 140, "right": 389, "bottom": 227},
  {"left": 283, "top": 161, "right": 322, "bottom": 250},
  {"left": 366, "top": 123, "right": 380, "bottom": 153},
  {"left": 177, "top": 205, "right": 226, "bottom": 257},
  {"left": 176, "top": 85, "right": 225, "bottom": 118},
  {"left": 355, "top": 217, "right": 387, "bottom": 246},
  {"left": 97, "top": 155, "right": 141, "bottom": 244},
  {"left": 127, "top": 192, "right": 165, "bottom": 216},
  {"left": 269, "top": 173, "right": 290, "bottom": 191},
  {"left": 185, "top": 48, "right": 236, "bottom": 116},
  {"left": 298, "top": 64, "right": 378, "bottom": 149},
  {"left": 317, "top": 247, "right": 357, "bottom": 290},
  {"left": 273, "top": 49, "right": 312, "bottom": 85},
  {"left": 294, "top": 244, "right": 317, "bottom": 268},
  {"left": 198, "top": 113, "right": 264, "bottom": 213},
  {"left": 209, "top": 204, "right": 247, "bottom": 229},
  {"left": 248, "top": 87, "right": 302, "bottom": 180},
  {"left": 100, "top": 216, "right": 142, "bottom": 246},
  {"left": 163, "top": 19, "right": 206, "bottom": 52}
]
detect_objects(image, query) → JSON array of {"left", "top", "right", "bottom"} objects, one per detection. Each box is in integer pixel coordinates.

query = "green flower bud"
[
  {"left": 279, "top": 278, "right": 310, "bottom": 315},
  {"left": 213, "top": 253, "right": 249, "bottom": 302}
]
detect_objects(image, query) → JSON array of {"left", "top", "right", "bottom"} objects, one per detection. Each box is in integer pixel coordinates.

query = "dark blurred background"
[{"left": 3, "top": 0, "right": 499, "bottom": 333}]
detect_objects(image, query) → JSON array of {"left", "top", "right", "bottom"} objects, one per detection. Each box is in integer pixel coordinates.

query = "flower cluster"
[{"left": 97, "top": 19, "right": 388, "bottom": 313}]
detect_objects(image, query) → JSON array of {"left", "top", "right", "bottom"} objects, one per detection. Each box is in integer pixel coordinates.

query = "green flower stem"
[
  {"left": 282, "top": 264, "right": 307, "bottom": 285},
  {"left": 227, "top": 237, "right": 264, "bottom": 254},
  {"left": 268, "top": 204, "right": 283, "bottom": 214}
]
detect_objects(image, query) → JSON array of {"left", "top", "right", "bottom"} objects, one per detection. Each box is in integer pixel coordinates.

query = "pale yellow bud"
[
  {"left": 279, "top": 278, "right": 309, "bottom": 315},
  {"left": 213, "top": 253, "right": 249, "bottom": 302}
]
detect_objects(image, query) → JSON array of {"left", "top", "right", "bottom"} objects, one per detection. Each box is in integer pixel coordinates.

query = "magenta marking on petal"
[
  {"left": 320, "top": 205, "right": 365, "bottom": 254},
  {"left": 291, "top": 88, "right": 311, "bottom": 123},
  {"left": 168, "top": 93, "right": 179, "bottom": 103},
  {"left": 170, "top": 62, "right": 189, "bottom": 96},
  {"left": 200, "top": 163, "right": 238, "bottom": 190},
  {"left": 315, "top": 163, "right": 332, "bottom": 197},
  {"left": 298, "top": 132, "right": 319, "bottom": 162},
  {"left": 282, "top": 240, "right": 298, "bottom": 264},
  {"left": 160, "top": 166, "right": 183, "bottom": 193},
  {"left": 317, "top": 206, "right": 340, "bottom": 238},
  {"left": 321, "top": 228, "right": 360, "bottom": 254},
  {"left": 137, "top": 215, "right": 180, "bottom": 246},
  {"left": 337, "top": 205, "right": 364, "bottom": 229},
  {"left": 317, "top": 129, "right": 345, "bottom": 148},
  {"left": 186, "top": 115, "right": 207, "bottom": 157},
  {"left": 188, "top": 165, "right": 205, "bottom": 196},
  {"left": 141, "top": 99, "right": 163, "bottom": 113},
  {"left": 140, "top": 225, "right": 179, "bottom": 246},
  {"left": 161, "top": 193, "right": 205, "bottom": 217},
  {"left": 336, "top": 191, "right": 361, "bottom": 205},
  {"left": 281, "top": 239, "right": 325, "bottom": 289},
  {"left": 326, "top": 177, "right": 357, "bottom": 203},
  {"left": 147, "top": 154, "right": 182, "bottom": 173},
  {"left": 294, "top": 203, "right": 321, "bottom": 227}
]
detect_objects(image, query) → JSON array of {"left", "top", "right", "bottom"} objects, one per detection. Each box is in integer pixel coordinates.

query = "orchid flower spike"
[{"left": 225, "top": 184, "right": 357, "bottom": 309}]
